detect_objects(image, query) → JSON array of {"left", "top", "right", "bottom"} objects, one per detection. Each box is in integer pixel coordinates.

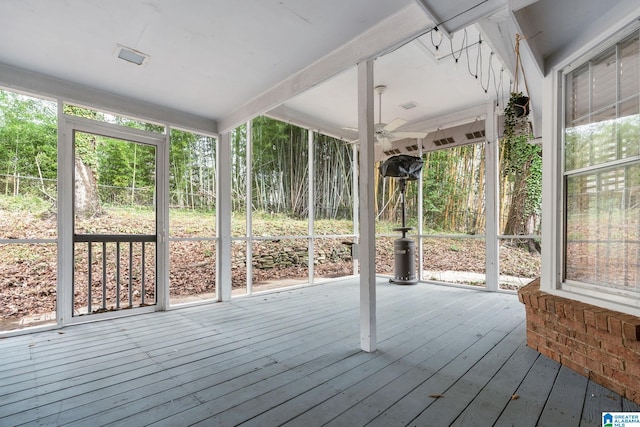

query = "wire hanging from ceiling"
[
  {"left": 427, "top": 26, "right": 508, "bottom": 109},
  {"left": 430, "top": 27, "right": 443, "bottom": 59},
  {"left": 465, "top": 33, "right": 479, "bottom": 79},
  {"left": 449, "top": 28, "right": 467, "bottom": 65}
]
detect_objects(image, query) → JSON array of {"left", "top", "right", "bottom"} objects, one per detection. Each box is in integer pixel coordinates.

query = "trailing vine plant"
[{"left": 500, "top": 33, "right": 541, "bottom": 252}]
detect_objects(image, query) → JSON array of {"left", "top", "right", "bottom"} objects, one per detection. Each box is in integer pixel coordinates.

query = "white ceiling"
[{"left": 0, "top": 0, "right": 638, "bottom": 148}]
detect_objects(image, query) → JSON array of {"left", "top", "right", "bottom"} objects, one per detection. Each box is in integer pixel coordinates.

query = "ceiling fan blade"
[{"left": 384, "top": 118, "right": 407, "bottom": 132}]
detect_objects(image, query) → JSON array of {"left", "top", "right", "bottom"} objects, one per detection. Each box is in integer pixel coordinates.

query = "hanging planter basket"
[
  {"left": 511, "top": 93, "right": 530, "bottom": 118},
  {"left": 504, "top": 91, "right": 531, "bottom": 139},
  {"left": 503, "top": 34, "right": 533, "bottom": 140}
]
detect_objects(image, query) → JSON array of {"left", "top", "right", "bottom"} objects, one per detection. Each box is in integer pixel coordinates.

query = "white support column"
[
  {"left": 156, "top": 129, "right": 170, "bottom": 310},
  {"left": 217, "top": 132, "right": 232, "bottom": 302},
  {"left": 540, "top": 70, "right": 562, "bottom": 293},
  {"left": 245, "top": 121, "right": 253, "bottom": 295},
  {"left": 352, "top": 143, "right": 360, "bottom": 276},
  {"left": 484, "top": 101, "right": 499, "bottom": 292},
  {"left": 417, "top": 139, "right": 424, "bottom": 281},
  {"left": 308, "top": 129, "right": 315, "bottom": 283},
  {"left": 358, "top": 60, "right": 376, "bottom": 352},
  {"left": 57, "top": 103, "right": 73, "bottom": 325}
]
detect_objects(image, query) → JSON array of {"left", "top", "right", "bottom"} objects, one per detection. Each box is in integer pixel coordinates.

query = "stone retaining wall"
[{"left": 231, "top": 240, "right": 352, "bottom": 269}]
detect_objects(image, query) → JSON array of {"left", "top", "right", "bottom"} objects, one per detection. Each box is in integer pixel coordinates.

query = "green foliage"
[
  {"left": 169, "top": 128, "right": 216, "bottom": 210},
  {"left": 0, "top": 88, "right": 542, "bottom": 236},
  {"left": 98, "top": 139, "right": 134, "bottom": 187},
  {"left": 415, "top": 145, "right": 484, "bottom": 233},
  {"left": 247, "top": 116, "right": 354, "bottom": 220},
  {"left": 63, "top": 105, "right": 101, "bottom": 170},
  {"left": 524, "top": 148, "right": 543, "bottom": 217},
  {"left": 0, "top": 91, "right": 57, "bottom": 183},
  {"left": 251, "top": 116, "right": 309, "bottom": 217},
  {"left": 0, "top": 194, "right": 50, "bottom": 214},
  {"left": 313, "top": 134, "right": 354, "bottom": 220},
  {"left": 502, "top": 133, "right": 542, "bottom": 218}
]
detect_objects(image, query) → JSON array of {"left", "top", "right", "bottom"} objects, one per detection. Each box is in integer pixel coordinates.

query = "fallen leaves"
[{"left": 1, "top": 208, "right": 541, "bottom": 325}]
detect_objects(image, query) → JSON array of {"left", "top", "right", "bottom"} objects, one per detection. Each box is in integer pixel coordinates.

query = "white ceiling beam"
[
  {"left": 0, "top": 62, "right": 217, "bottom": 135},
  {"left": 413, "top": 0, "right": 451, "bottom": 38},
  {"left": 508, "top": 0, "right": 539, "bottom": 12},
  {"left": 476, "top": 6, "right": 545, "bottom": 138},
  {"left": 476, "top": 11, "right": 517, "bottom": 78},
  {"left": 219, "top": 3, "right": 434, "bottom": 134},
  {"left": 415, "top": 0, "right": 509, "bottom": 34},
  {"left": 400, "top": 103, "right": 488, "bottom": 134},
  {"left": 265, "top": 105, "right": 358, "bottom": 141},
  {"left": 510, "top": 9, "right": 545, "bottom": 75}
]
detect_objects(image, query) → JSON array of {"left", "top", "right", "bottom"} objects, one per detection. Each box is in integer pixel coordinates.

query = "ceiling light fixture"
[{"left": 114, "top": 44, "right": 149, "bottom": 66}]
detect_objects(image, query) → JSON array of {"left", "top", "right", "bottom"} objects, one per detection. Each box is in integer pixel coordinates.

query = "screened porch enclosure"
[{"left": 0, "top": 89, "right": 541, "bottom": 331}]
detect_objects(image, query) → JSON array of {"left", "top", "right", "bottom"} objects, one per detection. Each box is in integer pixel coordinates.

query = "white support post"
[
  {"left": 484, "top": 101, "right": 499, "bottom": 291},
  {"left": 308, "top": 128, "right": 315, "bottom": 283},
  {"left": 217, "top": 132, "right": 232, "bottom": 301},
  {"left": 156, "top": 129, "right": 170, "bottom": 310},
  {"left": 57, "top": 102, "right": 73, "bottom": 325},
  {"left": 540, "top": 70, "right": 562, "bottom": 293},
  {"left": 245, "top": 121, "right": 253, "bottom": 295},
  {"left": 358, "top": 60, "right": 376, "bottom": 352},
  {"left": 352, "top": 143, "right": 359, "bottom": 276},
  {"left": 417, "top": 139, "right": 424, "bottom": 280}
]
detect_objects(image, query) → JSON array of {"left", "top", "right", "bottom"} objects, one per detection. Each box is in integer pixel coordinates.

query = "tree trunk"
[
  {"left": 74, "top": 157, "right": 101, "bottom": 217},
  {"left": 503, "top": 160, "right": 540, "bottom": 253},
  {"left": 503, "top": 160, "right": 531, "bottom": 236}
]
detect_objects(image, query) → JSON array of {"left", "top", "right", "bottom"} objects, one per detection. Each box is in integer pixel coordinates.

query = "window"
[{"left": 563, "top": 30, "right": 640, "bottom": 295}]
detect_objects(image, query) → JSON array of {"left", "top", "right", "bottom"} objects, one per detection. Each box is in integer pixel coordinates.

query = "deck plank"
[
  {"left": 238, "top": 298, "right": 507, "bottom": 426},
  {"left": 581, "top": 380, "right": 623, "bottom": 427},
  {"left": 449, "top": 340, "right": 540, "bottom": 427},
  {"left": 224, "top": 298, "right": 516, "bottom": 426},
  {"left": 537, "top": 365, "right": 589, "bottom": 427},
  {"left": 1, "top": 278, "right": 638, "bottom": 427},
  {"left": 493, "top": 351, "right": 560, "bottom": 427},
  {"left": 298, "top": 302, "right": 524, "bottom": 427},
  {"left": 401, "top": 320, "right": 526, "bottom": 426}
]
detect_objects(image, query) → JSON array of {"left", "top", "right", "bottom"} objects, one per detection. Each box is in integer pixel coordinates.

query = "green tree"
[
  {"left": 0, "top": 90, "right": 57, "bottom": 199},
  {"left": 170, "top": 129, "right": 216, "bottom": 210},
  {"left": 252, "top": 116, "right": 309, "bottom": 217}
]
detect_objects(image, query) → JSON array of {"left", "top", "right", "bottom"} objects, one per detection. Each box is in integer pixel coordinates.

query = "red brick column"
[{"left": 519, "top": 279, "right": 640, "bottom": 403}]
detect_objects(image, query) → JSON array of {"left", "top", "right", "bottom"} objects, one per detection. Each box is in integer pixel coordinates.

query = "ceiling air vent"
[
  {"left": 406, "top": 144, "right": 419, "bottom": 152},
  {"left": 384, "top": 149, "right": 402, "bottom": 156},
  {"left": 114, "top": 44, "right": 149, "bottom": 66},
  {"left": 400, "top": 101, "right": 417, "bottom": 110},
  {"left": 465, "top": 130, "right": 485, "bottom": 140},
  {"left": 433, "top": 137, "right": 455, "bottom": 146}
]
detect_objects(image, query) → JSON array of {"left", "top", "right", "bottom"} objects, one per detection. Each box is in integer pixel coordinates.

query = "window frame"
[{"left": 557, "top": 25, "right": 640, "bottom": 312}]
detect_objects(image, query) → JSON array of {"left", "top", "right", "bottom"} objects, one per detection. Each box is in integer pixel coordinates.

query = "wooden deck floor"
[{"left": 1, "top": 278, "right": 639, "bottom": 427}]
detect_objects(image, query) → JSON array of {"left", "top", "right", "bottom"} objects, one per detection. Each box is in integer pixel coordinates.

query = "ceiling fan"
[
  {"left": 347, "top": 85, "right": 427, "bottom": 156},
  {"left": 372, "top": 85, "right": 427, "bottom": 149}
]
